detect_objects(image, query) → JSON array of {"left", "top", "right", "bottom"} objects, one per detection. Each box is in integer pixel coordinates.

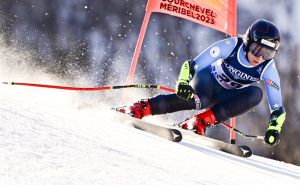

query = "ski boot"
[
  {"left": 115, "top": 99, "right": 152, "bottom": 119},
  {"left": 179, "top": 109, "right": 217, "bottom": 135}
]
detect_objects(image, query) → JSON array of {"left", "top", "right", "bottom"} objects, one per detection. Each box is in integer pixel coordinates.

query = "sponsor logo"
[
  {"left": 228, "top": 51, "right": 236, "bottom": 59},
  {"left": 266, "top": 79, "right": 280, "bottom": 90},
  {"left": 253, "top": 31, "right": 257, "bottom": 41},
  {"left": 223, "top": 63, "right": 259, "bottom": 82},
  {"left": 261, "top": 39, "right": 276, "bottom": 49},
  {"left": 210, "top": 46, "right": 220, "bottom": 58},
  {"left": 257, "top": 66, "right": 263, "bottom": 74},
  {"left": 211, "top": 62, "right": 244, "bottom": 89}
]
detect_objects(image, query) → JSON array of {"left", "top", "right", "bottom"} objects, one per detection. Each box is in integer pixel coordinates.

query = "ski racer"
[{"left": 117, "top": 19, "right": 286, "bottom": 147}]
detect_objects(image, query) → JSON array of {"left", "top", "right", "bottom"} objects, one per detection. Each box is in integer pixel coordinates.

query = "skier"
[{"left": 117, "top": 19, "right": 286, "bottom": 147}]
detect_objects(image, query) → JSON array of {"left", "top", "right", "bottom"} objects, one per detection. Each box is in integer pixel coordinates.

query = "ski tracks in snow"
[{"left": 0, "top": 87, "right": 300, "bottom": 185}]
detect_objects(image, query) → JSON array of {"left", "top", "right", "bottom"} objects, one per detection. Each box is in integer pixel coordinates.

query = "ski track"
[{"left": 0, "top": 86, "right": 299, "bottom": 185}]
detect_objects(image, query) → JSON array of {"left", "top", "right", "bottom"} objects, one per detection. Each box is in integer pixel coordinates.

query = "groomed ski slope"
[{"left": 0, "top": 84, "right": 299, "bottom": 185}]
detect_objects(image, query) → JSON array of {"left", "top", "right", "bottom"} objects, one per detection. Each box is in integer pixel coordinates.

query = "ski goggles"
[{"left": 249, "top": 42, "right": 277, "bottom": 60}]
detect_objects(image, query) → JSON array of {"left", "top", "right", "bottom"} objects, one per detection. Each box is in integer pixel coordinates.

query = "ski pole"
[
  {"left": 2, "top": 82, "right": 175, "bottom": 93},
  {"left": 220, "top": 122, "right": 264, "bottom": 140},
  {"left": 3, "top": 81, "right": 263, "bottom": 140}
]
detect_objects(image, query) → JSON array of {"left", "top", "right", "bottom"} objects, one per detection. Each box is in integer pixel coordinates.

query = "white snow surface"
[{"left": 0, "top": 85, "right": 299, "bottom": 185}]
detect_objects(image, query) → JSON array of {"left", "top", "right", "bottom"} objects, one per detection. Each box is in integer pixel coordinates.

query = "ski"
[
  {"left": 112, "top": 107, "right": 251, "bottom": 157},
  {"left": 176, "top": 127, "right": 252, "bottom": 157},
  {"left": 112, "top": 109, "right": 182, "bottom": 142}
]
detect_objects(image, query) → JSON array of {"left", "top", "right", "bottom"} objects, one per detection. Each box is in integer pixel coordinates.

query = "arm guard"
[
  {"left": 268, "top": 106, "right": 286, "bottom": 133},
  {"left": 177, "top": 60, "right": 195, "bottom": 83},
  {"left": 265, "top": 106, "right": 286, "bottom": 146}
]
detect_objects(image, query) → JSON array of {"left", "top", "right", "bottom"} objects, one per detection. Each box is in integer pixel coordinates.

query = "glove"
[
  {"left": 264, "top": 107, "right": 286, "bottom": 147},
  {"left": 176, "top": 80, "right": 194, "bottom": 101},
  {"left": 175, "top": 60, "right": 195, "bottom": 101}
]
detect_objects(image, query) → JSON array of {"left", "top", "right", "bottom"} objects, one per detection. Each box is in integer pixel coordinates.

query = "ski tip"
[
  {"left": 220, "top": 144, "right": 252, "bottom": 158},
  {"left": 239, "top": 145, "right": 253, "bottom": 157},
  {"left": 171, "top": 129, "right": 182, "bottom": 142}
]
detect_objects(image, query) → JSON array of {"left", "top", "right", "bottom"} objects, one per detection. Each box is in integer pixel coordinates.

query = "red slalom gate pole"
[
  {"left": 230, "top": 118, "right": 237, "bottom": 144},
  {"left": 126, "top": 11, "right": 151, "bottom": 84}
]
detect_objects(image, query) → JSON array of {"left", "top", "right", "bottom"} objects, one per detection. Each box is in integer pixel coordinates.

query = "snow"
[{"left": 0, "top": 84, "right": 299, "bottom": 185}]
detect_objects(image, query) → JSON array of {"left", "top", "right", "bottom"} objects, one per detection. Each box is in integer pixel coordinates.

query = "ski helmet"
[{"left": 244, "top": 19, "right": 280, "bottom": 60}]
